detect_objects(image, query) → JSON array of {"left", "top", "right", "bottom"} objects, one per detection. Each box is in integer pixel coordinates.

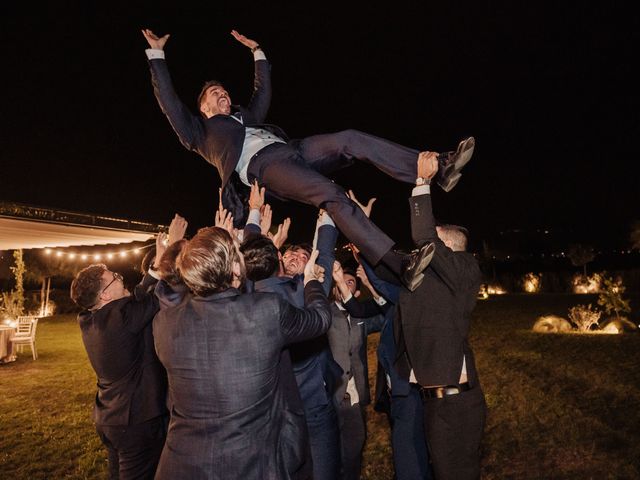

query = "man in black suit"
[
  {"left": 70, "top": 234, "right": 169, "bottom": 480},
  {"left": 141, "top": 28, "right": 474, "bottom": 291},
  {"left": 394, "top": 152, "right": 486, "bottom": 479}
]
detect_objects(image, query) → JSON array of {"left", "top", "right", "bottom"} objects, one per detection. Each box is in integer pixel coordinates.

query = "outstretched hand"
[
  {"left": 167, "top": 214, "right": 188, "bottom": 245},
  {"left": 141, "top": 29, "right": 170, "bottom": 50},
  {"left": 230, "top": 30, "right": 259, "bottom": 50},
  {"left": 248, "top": 181, "right": 266, "bottom": 210},
  {"left": 303, "top": 249, "right": 325, "bottom": 286},
  {"left": 270, "top": 218, "right": 291, "bottom": 249},
  {"left": 347, "top": 190, "right": 376, "bottom": 218}
]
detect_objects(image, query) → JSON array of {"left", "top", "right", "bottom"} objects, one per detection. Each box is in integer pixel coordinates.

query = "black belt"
[{"left": 418, "top": 382, "right": 471, "bottom": 400}]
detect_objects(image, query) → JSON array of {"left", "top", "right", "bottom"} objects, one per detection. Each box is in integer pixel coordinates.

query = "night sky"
[{"left": 2, "top": 2, "right": 638, "bottom": 251}]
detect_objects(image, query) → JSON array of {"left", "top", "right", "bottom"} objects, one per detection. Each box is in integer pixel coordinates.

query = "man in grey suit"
[
  {"left": 142, "top": 28, "right": 475, "bottom": 291},
  {"left": 152, "top": 227, "right": 331, "bottom": 480},
  {"left": 329, "top": 261, "right": 385, "bottom": 480}
]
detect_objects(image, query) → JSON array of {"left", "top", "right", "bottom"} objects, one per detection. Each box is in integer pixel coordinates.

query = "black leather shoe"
[
  {"left": 436, "top": 136, "right": 475, "bottom": 192},
  {"left": 400, "top": 242, "right": 435, "bottom": 292}
]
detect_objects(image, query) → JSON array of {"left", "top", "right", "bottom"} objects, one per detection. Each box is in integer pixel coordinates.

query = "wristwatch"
[{"left": 415, "top": 177, "right": 430, "bottom": 186}]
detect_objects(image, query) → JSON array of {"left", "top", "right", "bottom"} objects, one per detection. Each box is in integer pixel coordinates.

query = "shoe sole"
[
  {"left": 438, "top": 172, "right": 462, "bottom": 193},
  {"left": 406, "top": 242, "right": 435, "bottom": 291},
  {"left": 437, "top": 137, "right": 474, "bottom": 192}
]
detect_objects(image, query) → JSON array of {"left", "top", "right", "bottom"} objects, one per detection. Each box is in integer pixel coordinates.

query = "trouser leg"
[
  {"left": 97, "top": 425, "right": 121, "bottom": 480},
  {"left": 306, "top": 402, "right": 340, "bottom": 480},
  {"left": 248, "top": 146, "right": 395, "bottom": 264},
  {"left": 390, "top": 388, "right": 432, "bottom": 480},
  {"left": 296, "top": 129, "right": 419, "bottom": 182},
  {"left": 423, "top": 387, "right": 486, "bottom": 480},
  {"left": 337, "top": 398, "right": 366, "bottom": 480},
  {"left": 97, "top": 416, "right": 168, "bottom": 480}
]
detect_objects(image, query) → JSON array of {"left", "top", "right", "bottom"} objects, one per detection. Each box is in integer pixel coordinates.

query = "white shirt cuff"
[
  {"left": 247, "top": 208, "right": 261, "bottom": 226},
  {"left": 374, "top": 296, "right": 387, "bottom": 306},
  {"left": 342, "top": 292, "right": 353, "bottom": 304},
  {"left": 145, "top": 49, "right": 165, "bottom": 60},
  {"left": 254, "top": 50, "right": 267, "bottom": 61},
  {"left": 148, "top": 268, "right": 161, "bottom": 280},
  {"left": 412, "top": 184, "right": 431, "bottom": 196},
  {"left": 318, "top": 212, "right": 335, "bottom": 227}
]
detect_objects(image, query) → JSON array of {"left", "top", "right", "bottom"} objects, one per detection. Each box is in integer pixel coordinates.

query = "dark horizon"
[{"left": 3, "top": 2, "right": 639, "bottom": 250}]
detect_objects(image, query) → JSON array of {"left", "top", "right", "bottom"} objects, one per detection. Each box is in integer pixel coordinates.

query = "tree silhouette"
[{"left": 567, "top": 244, "right": 596, "bottom": 277}]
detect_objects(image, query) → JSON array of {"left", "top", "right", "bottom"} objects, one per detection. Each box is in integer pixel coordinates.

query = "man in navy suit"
[
  {"left": 240, "top": 211, "right": 341, "bottom": 480},
  {"left": 142, "top": 28, "right": 475, "bottom": 291}
]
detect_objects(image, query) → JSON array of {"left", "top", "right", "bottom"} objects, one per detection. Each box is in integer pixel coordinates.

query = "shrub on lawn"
[{"left": 568, "top": 304, "right": 601, "bottom": 331}]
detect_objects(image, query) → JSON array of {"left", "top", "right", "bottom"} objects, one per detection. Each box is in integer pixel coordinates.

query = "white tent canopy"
[{"left": 0, "top": 203, "right": 163, "bottom": 250}]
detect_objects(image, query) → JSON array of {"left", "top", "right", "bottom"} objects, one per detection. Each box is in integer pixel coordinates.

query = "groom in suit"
[{"left": 142, "top": 28, "right": 474, "bottom": 291}]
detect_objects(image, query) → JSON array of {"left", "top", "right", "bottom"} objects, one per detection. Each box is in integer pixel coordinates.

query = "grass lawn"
[{"left": 1, "top": 294, "right": 639, "bottom": 479}]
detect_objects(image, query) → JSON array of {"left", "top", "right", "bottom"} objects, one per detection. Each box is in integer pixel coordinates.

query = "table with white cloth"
[{"left": 0, "top": 325, "right": 17, "bottom": 363}]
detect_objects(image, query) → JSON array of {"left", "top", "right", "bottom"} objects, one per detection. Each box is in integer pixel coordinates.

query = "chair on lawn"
[{"left": 11, "top": 316, "right": 39, "bottom": 360}]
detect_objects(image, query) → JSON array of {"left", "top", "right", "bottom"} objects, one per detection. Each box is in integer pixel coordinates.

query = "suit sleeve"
[
  {"left": 316, "top": 224, "right": 338, "bottom": 297},
  {"left": 280, "top": 280, "right": 331, "bottom": 343},
  {"left": 154, "top": 280, "right": 189, "bottom": 310},
  {"left": 122, "top": 290, "right": 159, "bottom": 334},
  {"left": 244, "top": 60, "right": 272, "bottom": 124},
  {"left": 148, "top": 59, "right": 206, "bottom": 153},
  {"left": 361, "top": 257, "right": 400, "bottom": 304},
  {"left": 409, "top": 194, "right": 469, "bottom": 292},
  {"left": 133, "top": 273, "right": 158, "bottom": 300}
]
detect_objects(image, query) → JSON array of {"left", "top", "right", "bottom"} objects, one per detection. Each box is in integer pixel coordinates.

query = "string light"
[{"left": 39, "top": 243, "right": 154, "bottom": 263}]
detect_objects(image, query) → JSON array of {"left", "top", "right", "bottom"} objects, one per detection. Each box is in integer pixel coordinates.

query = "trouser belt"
[{"left": 418, "top": 382, "right": 471, "bottom": 400}]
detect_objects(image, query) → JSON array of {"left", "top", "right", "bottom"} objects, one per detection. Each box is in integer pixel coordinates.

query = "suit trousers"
[
  {"left": 96, "top": 415, "right": 168, "bottom": 480},
  {"left": 422, "top": 386, "right": 486, "bottom": 480},
  {"left": 306, "top": 402, "right": 340, "bottom": 480},
  {"left": 390, "top": 387, "right": 432, "bottom": 480},
  {"left": 247, "top": 130, "right": 419, "bottom": 264},
  {"left": 337, "top": 397, "right": 367, "bottom": 480}
]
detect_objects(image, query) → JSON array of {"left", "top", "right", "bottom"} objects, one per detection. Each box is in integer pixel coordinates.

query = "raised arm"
[
  {"left": 280, "top": 250, "right": 331, "bottom": 342},
  {"left": 313, "top": 210, "right": 338, "bottom": 297},
  {"left": 230, "top": 30, "right": 271, "bottom": 123},
  {"left": 142, "top": 29, "right": 206, "bottom": 152}
]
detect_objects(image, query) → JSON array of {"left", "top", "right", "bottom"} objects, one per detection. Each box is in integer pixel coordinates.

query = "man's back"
[{"left": 79, "top": 294, "right": 167, "bottom": 426}]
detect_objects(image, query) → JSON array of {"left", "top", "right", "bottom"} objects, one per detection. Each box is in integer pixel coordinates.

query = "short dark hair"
[
  {"left": 177, "top": 227, "right": 244, "bottom": 296},
  {"left": 197, "top": 80, "right": 225, "bottom": 116},
  {"left": 70, "top": 264, "right": 107, "bottom": 310},
  {"left": 284, "top": 242, "right": 312, "bottom": 257},
  {"left": 240, "top": 235, "right": 280, "bottom": 282}
]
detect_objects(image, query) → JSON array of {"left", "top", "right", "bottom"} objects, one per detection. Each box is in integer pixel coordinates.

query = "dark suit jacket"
[
  {"left": 395, "top": 194, "right": 482, "bottom": 386},
  {"left": 78, "top": 274, "right": 167, "bottom": 426},
  {"left": 152, "top": 281, "right": 331, "bottom": 480},
  {"left": 252, "top": 224, "right": 342, "bottom": 410},
  {"left": 148, "top": 57, "right": 287, "bottom": 224}
]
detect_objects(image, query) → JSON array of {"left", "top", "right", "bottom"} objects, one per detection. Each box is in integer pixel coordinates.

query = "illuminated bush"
[
  {"left": 572, "top": 273, "right": 602, "bottom": 294},
  {"left": 568, "top": 304, "right": 601, "bottom": 332},
  {"left": 522, "top": 273, "right": 541, "bottom": 293}
]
